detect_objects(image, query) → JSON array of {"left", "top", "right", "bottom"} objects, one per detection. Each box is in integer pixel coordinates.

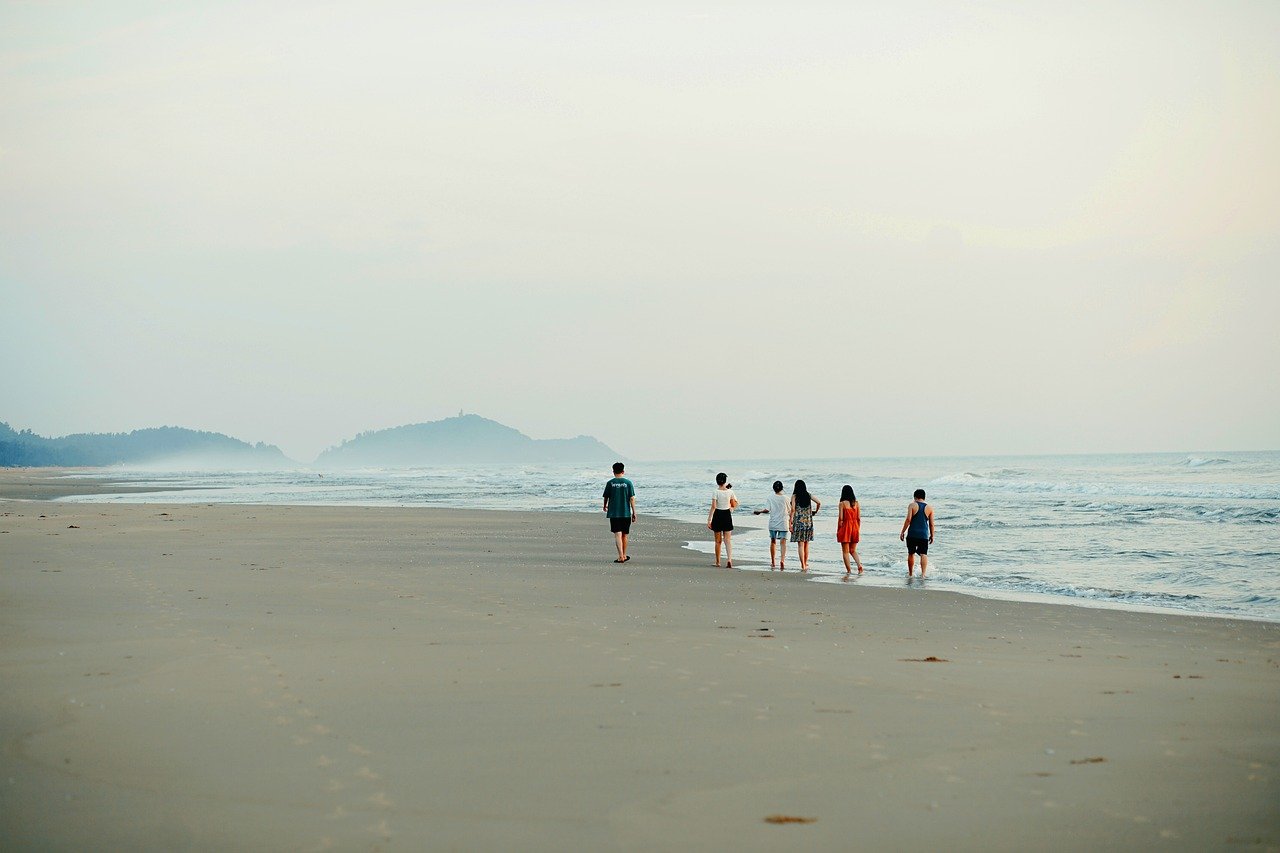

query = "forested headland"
[{"left": 0, "top": 422, "right": 291, "bottom": 468}]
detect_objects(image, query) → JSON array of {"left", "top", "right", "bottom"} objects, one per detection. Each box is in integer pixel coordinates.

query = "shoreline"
[
  {"left": 0, "top": 467, "right": 207, "bottom": 500},
  {"left": 4, "top": 467, "right": 1274, "bottom": 626}
]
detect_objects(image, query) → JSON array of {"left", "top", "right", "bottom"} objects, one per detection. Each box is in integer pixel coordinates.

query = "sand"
[{"left": 0, "top": 470, "right": 1277, "bottom": 851}]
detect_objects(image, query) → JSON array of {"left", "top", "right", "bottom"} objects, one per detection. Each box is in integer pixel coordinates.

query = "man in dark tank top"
[{"left": 900, "top": 488, "right": 935, "bottom": 576}]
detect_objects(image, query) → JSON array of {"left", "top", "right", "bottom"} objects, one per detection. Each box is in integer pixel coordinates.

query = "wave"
[
  {"left": 1051, "top": 503, "right": 1278, "bottom": 526},
  {"left": 1182, "top": 456, "right": 1233, "bottom": 467},
  {"left": 950, "top": 519, "right": 1008, "bottom": 529},
  {"left": 934, "top": 571, "right": 1208, "bottom": 606},
  {"left": 1193, "top": 506, "right": 1279, "bottom": 524},
  {"left": 929, "top": 474, "right": 1280, "bottom": 502},
  {"left": 933, "top": 471, "right": 988, "bottom": 483},
  {"left": 931, "top": 467, "right": 1032, "bottom": 483}
]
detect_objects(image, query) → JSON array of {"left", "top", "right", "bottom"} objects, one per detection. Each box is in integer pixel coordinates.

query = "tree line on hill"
[
  {"left": 0, "top": 414, "right": 620, "bottom": 469},
  {"left": 0, "top": 422, "right": 289, "bottom": 468}
]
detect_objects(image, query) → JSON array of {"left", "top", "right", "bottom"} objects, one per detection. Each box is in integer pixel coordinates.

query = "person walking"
[
  {"left": 753, "top": 480, "right": 791, "bottom": 570},
  {"left": 789, "top": 479, "right": 821, "bottom": 571},
  {"left": 836, "top": 485, "right": 864, "bottom": 574},
  {"left": 602, "top": 462, "right": 636, "bottom": 563},
  {"left": 900, "top": 488, "right": 935, "bottom": 576},
  {"left": 706, "top": 472, "right": 738, "bottom": 568}
]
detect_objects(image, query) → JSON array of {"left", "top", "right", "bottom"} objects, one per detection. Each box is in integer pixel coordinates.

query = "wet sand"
[
  {"left": 0, "top": 468, "right": 200, "bottom": 500},
  {"left": 0, "top": 472, "right": 1277, "bottom": 850}
]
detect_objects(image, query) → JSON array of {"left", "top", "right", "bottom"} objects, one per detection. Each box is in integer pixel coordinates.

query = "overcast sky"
[{"left": 2, "top": 1, "right": 1277, "bottom": 463}]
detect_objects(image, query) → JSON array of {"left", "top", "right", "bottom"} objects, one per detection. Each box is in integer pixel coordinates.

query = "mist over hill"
[
  {"left": 315, "top": 414, "right": 619, "bottom": 468},
  {"left": 0, "top": 422, "right": 293, "bottom": 469},
  {"left": 1, "top": 415, "right": 620, "bottom": 470}
]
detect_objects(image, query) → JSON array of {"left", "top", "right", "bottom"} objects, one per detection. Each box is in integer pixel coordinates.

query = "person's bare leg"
[
  {"left": 841, "top": 543, "right": 852, "bottom": 573},
  {"left": 714, "top": 532, "right": 722, "bottom": 566},
  {"left": 800, "top": 541, "right": 809, "bottom": 571},
  {"left": 614, "top": 531, "right": 625, "bottom": 561},
  {"left": 907, "top": 553, "right": 915, "bottom": 576},
  {"left": 725, "top": 531, "right": 733, "bottom": 567},
  {"left": 920, "top": 554, "right": 928, "bottom": 576},
  {"left": 620, "top": 532, "right": 629, "bottom": 561},
  {"left": 851, "top": 543, "right": 863, "bottom": 573},
  {"left": 769, "top": 539, "right": 777, "bottom": 569},
  {"left": 779, "top": 539, "right": 787, "bottom": 570}
]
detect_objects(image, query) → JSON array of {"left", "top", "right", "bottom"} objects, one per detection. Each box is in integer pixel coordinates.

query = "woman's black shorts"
[
  {"left": 610, "top": 516, "right": 632, "bottom": 534},
  {"left": 711, "top": 509, "right": 734, "bottom": 532}
]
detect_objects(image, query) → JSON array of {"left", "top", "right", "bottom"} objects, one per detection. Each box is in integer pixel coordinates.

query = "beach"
[{"left": 1, "top": 472, "right": 1277, "bottom": 850}]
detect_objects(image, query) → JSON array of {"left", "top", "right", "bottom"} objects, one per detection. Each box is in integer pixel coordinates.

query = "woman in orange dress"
[{"left": 836, "top": 485, "right": 864, "bottom": 574}]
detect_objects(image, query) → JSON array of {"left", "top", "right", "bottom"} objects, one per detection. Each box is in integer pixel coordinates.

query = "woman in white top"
[{"left": 706, "top": 471, "right": 738, "bottom": 568}]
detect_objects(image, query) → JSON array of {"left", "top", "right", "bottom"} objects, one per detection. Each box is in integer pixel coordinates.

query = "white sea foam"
[{"left": 1182, "top": 456, "right": 1233, "bottom": 467}]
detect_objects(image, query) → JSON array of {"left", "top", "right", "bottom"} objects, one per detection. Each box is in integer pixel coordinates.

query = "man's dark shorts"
[
  {"left": 906, "top": 537, "right": 929, "bottom": 556},
  {"left": 610, "top": 516, "right": 632, "bottom": 534}
]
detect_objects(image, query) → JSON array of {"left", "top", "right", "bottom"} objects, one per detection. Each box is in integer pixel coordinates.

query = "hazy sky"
[{"left": 2, "top": 1, "right": 1277, "bottom": 463}]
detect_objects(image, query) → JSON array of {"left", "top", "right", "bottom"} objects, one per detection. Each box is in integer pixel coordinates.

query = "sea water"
[{"left": 61, "top": 451, "right": 1280, "bottom": 622}]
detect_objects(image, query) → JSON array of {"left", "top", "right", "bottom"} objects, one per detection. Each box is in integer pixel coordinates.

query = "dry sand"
[{"left": 0, "top": 471, "right": 1277, "bottom": 851}]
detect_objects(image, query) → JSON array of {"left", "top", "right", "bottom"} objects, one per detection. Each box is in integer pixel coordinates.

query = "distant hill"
[
  {"left": 0, "top": 422, "right": 293, "bottom": 469},
  {"left": 315, "top": 414, "right": 620, "bottom": 468}
]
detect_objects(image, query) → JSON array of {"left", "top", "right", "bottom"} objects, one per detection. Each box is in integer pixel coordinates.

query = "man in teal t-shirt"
[{"left": 602, "top": 461, "right": 636, "bottom": 563}]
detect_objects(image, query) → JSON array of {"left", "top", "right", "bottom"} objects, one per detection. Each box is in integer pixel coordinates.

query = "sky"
[{"left": 2, "top": 1, "right": 1277, "bottom": 463}]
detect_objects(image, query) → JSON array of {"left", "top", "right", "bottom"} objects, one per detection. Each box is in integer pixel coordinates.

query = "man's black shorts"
[
  {"left": 610, "top": 516, "right": 632, "bottom": 534},
  {"left": 906, "top": 537, "right": 929, "bottom": 556}
]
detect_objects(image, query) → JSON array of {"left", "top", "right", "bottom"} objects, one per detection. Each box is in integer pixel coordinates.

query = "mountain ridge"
[
  {"left": 315, "top": 414, "right": 620, "bottom": 468},
  {"left": 0, "top": 422, "right": 292, "bottom": 469},
  {"left": 1, "top": 415, "right": 622, "bottom": 469}
]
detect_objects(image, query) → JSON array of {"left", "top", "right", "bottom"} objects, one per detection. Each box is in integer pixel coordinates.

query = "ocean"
[{"left": 61, "top": 451, "right": 1280, "bottom": 622}]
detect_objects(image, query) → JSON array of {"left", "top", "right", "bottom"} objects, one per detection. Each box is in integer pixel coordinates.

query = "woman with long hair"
[
  {"left": 788, "top": 479, "right": 821, "bottom": 571},
  {"left": 706, "top": 472, "right": 738, "bottom": 568},
  {"left": 837, "top": 484, "right": 864, "bottom": 574}
]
